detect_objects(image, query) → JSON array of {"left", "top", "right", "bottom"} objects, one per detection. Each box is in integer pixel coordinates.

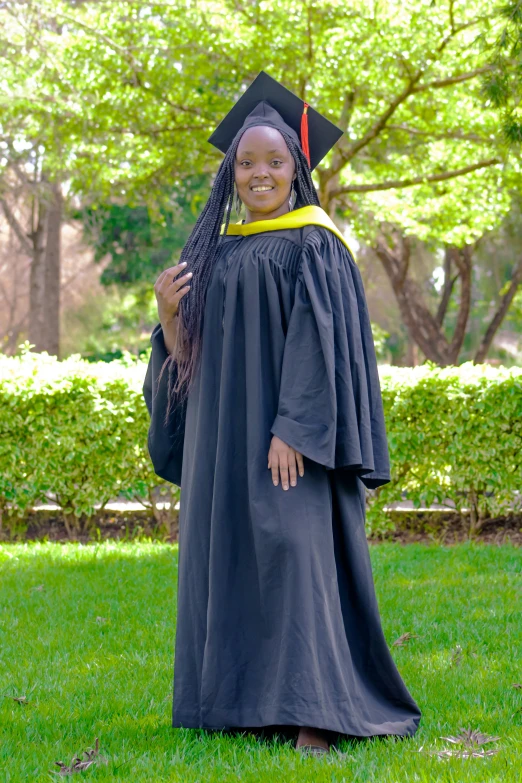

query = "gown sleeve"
[
  {"left": 142, "top": 322, "right": 187, "bottom": 487},
  {"left": 270, "top": 227, "right": 391, "bottom": 490}
]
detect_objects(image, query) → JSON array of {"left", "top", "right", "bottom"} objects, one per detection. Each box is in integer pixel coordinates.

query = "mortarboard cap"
[{"left": 208, "top": 71, "right": 343, "bottom": 171}]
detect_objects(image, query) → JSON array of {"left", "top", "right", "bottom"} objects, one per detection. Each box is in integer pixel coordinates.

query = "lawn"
[{"left": 0, "top": 541, "right": 520, "bottom": 782}]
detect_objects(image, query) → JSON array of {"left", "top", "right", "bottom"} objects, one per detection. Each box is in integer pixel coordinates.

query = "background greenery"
[
  {"left": 1, "top": 347, "right": 520, "bottom": 539},
  {"left": 1, "top": 0, "right": 522, "bottom": 366},
  {"left": 1, "top": 7, "right": 521, "bottom": 776}
]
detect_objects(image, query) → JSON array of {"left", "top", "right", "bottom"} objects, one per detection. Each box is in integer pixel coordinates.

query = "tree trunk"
[
  {"left": 28, "top": 199, "right": 48, "bottom": 352},
  {"left": 447, "top": 246, "right": 472, "bottom": 364},
  {"left": 43, "top": 181, "right": 63, "bottom": 357},
  {"left": 374, "top": 229, "right": 479, "bottom": 366},
  {"left": 405, "top": 334, "right": 419, "bottom": 366},
  {"left": 375, "top": 230, "right": 454, "bottom": 364},
  {"left": 321, "top": 205, "right": 519, "bottom": 367},
  {"left": 474, "top": 258, "right": 522, "bottom": 363},
  {"left": 435, "top": 248, "right": 457, "bottom": 327}
]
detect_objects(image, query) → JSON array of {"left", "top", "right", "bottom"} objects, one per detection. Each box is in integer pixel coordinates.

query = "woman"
[{"left": 143, "top": 71, "right": 421, "bottom": 755}]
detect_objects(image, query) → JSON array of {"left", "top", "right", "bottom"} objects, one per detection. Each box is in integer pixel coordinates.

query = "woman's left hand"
[{"left": 268, "top": 435, "right": 304, "bottom": 490}]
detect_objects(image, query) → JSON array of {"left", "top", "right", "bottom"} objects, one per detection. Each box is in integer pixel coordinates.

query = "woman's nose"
[{"left": 252, "top": 165, "right": 270, "bottom": 178}]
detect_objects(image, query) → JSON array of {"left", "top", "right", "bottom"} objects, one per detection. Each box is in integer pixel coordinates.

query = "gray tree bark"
[
  {"left": 42, "top": 181, "right": 63, "bottom": 357},
  {"left": 2, "top": 175, "right": 63, "bottom": 356},
  {"left": 28, "top": 198, "right": 48, "bottom": 352}
]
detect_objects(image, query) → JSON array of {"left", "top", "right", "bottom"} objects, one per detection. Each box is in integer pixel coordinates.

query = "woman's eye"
[
  {"left": 240, "top": 161, "right": 252, "bottom": 166},
  {"left": 271, "top": 160, "right": 283, "bottom": 166}
]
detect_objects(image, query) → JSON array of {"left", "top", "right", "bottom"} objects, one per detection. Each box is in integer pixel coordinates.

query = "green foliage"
[
  {"left": 482, "top": 0, "right": 522, "bottom": 144},
  {"left": 2, "top": 0, "right": 519, "bottom": 240},
  {"left": 61, "top": 284, "right": 159, "bottom": 362},
  {"left": 1, "top": 350, "right": 521, "bottom": 538},
  {"left": 0, "top": 344, "right": 162, "bottom": 535},
  {"left": 76, "top": 178, "right": 210, "bottom": 285},
  {"left": 371, "top": 360, "right": 522, "bottom": 535},
  {"left": 371, "top": 322, "right": 391, "bottom": 361}
]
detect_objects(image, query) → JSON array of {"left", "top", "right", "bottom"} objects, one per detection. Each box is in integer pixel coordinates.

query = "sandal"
[{"left": 296, "top": 743, "right": 329, "bottom": 757}]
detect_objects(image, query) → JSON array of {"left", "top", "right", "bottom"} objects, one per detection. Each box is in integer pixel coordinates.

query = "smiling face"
[{"left": 234, "top": 125, "right": 296, "bottom": 224}]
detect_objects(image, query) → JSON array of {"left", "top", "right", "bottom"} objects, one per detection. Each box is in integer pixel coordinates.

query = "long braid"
[
  {"left": 154, "top": 126, "right": 321, "bottom": 428},
  {"left": 281, "top": 133, "right": 321, "bottom": 209}
]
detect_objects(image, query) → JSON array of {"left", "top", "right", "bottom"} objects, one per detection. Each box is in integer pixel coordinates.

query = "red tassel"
[{"left": 300, "top": 102, "right": 311, "bottom": 167}]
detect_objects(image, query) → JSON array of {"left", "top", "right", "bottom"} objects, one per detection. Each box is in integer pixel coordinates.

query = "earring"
[
  {"left": 235, "top": 191, "right": 242, "bottom": 217},
  {"left": 289, "top": 183, "right": 296, "bottom": 210}
]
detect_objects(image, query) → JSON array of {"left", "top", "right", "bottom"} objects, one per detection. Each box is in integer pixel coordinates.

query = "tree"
[
  {"left": 2, "top": 0, "right": 521, "bottom": 363},
  {"left": 0, "top": 5, "right": 67, "bottom": 355},
  {"left": 483, "top": 0, "right": 522, "bottom": 144},
  {"left": 77, "top": 177, "right": 210, "bottom": 285},
  {"left": 0, "top": 156, "right": 63, "bottom": 355}
]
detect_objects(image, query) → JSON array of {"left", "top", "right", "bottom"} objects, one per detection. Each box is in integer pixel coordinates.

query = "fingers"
[
  {"left": 173, "top": 280, "right": 192, "bottom": 302},
  {"left": 287, "top": 451, "right": 297, "bottom": 488},
  {"left": 279, "top": 453, "right": 289, "bottom": 491},
  {"left": 155, "top": 261, "right": 193, "bottom": 321},
  {"left": 155, "top": 264, "right": 178, "bottom": 289},
  {"left": 270, "top": 454, "right": 280, "bottom": 487},
  {"left": 268, "top": 442, "right": 304, "bottom": 490},
  {"left": 156, "top": 262, "right": 192, "bottom": 294}
]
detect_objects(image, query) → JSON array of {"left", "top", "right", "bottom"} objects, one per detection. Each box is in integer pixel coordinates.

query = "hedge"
[
  {"left": 1, "top": 346, "right": 521, "bottom": 537},
  {"left": 0, "top": 346, "right": 155, "bottom": 537},
  {"left": 375, "top": 362, "right": 522, "bottom": 535}
]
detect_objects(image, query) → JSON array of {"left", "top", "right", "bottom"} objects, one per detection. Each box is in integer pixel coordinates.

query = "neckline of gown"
[{"left": 222, "top": 205, "right": 352, "bottom": 252}]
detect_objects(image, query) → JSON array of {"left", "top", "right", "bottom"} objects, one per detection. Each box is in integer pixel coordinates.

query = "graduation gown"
[{"left": 143, "top": 206, "right": 421, "bottom": 738}]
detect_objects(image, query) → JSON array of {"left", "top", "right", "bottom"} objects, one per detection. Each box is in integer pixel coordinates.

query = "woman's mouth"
[{"left": 251, "top": 185, "right": 275, "bottom": 192}]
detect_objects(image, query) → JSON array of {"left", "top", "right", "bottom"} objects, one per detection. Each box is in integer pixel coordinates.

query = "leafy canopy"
[{"left": 1, "top": 0, "right": 519, "bottom": 246}]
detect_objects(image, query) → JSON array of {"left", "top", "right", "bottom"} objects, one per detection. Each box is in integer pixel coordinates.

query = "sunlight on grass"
[{"left": 1, "top": 541, "right": 521, "bottom": 781}]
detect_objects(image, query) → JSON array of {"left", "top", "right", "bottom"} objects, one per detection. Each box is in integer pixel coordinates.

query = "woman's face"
[{"left": 234, "top": 125, "right": 296, "bottom": 224}]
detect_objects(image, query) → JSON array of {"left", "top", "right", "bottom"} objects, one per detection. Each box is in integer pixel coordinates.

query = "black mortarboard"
[{"left": 208, "top": 71, "right": 343, "bottom": 171}]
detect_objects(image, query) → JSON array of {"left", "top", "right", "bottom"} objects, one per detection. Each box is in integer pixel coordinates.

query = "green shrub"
[
  {"left": 0, "top": 345, "right": 160, "bottom": 536},
  {"left": 1, "top": 348, "right": 521, "bottom": 538},
  {"left": 372, "top": 361, "right": 522, "bottom": 535}
]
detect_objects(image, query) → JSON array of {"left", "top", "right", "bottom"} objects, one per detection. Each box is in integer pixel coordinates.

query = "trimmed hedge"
[
  {"left": 1, "top": 347, "right": 521, "bottom": 537},
  {"left": 375, "top": 362, "right": 522, "bottom": 535},
  {"left": 0, "top": 347, "right": 156, "bottom": 537}
]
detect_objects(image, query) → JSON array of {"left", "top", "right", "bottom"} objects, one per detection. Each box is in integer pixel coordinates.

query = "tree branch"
[
  {"left": 474, "top": 258, "right": 522, "bottom": 363},
  {"left": 448, "top": 245, "right": 472, "bottom": 362},
  {"left": 449, "top": 0, "right": 456, "bottom": 33},
  {"left": 4, "top": 5, "right": 83, "bottom": 100},
  {"left": 340, "top": 16, "right": 483, "bottom": 166},
  {"left": 8, "top": 159, "right": 41, "bottom": 192},
  {"left": 387, "top": 124, "right": 492, "bottom": 144},
  {"left": 339, "top": 90, "right": 357, "bottom": 133},
  {"left": 331, "top": 157, "right": 502, "bottom": 195},
  {"left": 326, "top": 91, "right": 357, "bottom": 178},
  {"left": 435, "top": 249, "right": 459, "bottom": 327},
  {"left": 411, "top": 66, "right": 492, "bottom": 93},
  {"left": 109, "top": 124, "right": 209, "bottom": 135},
  {"left": 375, "top": 228, "right": 452, "bottom": 364},
  {"left": 343, "top": 70, "right": 425, "bottom": 163},
  {"left": 56, "top": 12, "right": 139, "bottom": 63},
  {"left": 0, "top": 199, "right": 32, "bottom": 256}
]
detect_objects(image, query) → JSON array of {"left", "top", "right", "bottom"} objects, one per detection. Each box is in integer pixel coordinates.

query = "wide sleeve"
[
  {"left": 270, "top": 227, "right": 391, "bottom": 490},
  {"left": 142, "top": 322, "right": 187, "bottom": 487}
]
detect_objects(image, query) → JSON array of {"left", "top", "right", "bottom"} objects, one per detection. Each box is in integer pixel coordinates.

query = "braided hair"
[{"left": 155, "top": 126, "right": 321, "bottom": 427}]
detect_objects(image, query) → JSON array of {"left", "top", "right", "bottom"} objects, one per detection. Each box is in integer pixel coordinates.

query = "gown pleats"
[{"left": 143, "top": 226, "right": 421, "bottom": 738}]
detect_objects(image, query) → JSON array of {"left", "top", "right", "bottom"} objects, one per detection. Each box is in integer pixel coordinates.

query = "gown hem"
[{"left": 172, "top": 711, "right": 421, "bottom": 739}]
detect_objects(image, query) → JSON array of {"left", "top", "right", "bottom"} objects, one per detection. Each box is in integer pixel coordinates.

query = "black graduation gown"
[{"left": 143, "top": 222, "right": 422, "bottom": 738}]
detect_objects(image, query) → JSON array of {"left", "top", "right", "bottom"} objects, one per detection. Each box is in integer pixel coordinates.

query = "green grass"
[{"left": 0, "top": 541, "right": 521, "bottom": 782}]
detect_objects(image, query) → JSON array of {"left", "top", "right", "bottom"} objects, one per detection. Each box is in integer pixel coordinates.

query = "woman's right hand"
[{"left": 154, "top": 261, "right": 192, "bottom": 323}]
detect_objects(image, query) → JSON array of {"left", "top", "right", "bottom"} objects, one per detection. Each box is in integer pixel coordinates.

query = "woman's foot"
[{"left": 296, "top": 726, "right": 330, "bottom": 753}]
